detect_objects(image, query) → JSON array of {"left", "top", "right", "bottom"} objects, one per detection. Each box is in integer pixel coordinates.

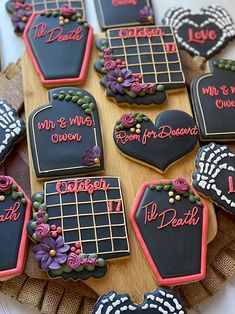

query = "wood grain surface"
[{"left": 22, "top": 35, "right": 217, "bottom": 302}]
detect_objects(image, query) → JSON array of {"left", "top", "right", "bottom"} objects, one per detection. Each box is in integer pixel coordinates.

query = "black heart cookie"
[
  {"left": 27, "top": 176, "right": 130, "bottom": 280},
  {"left": 94, "top": 0, "right": 155, "bottom": 30},
  {"left": 131, "top": 179, "right": 208, "bottom": 285},
  {"left": 23, "top": 6, "right": 92, "bottom": 86},
  {"left": 0, "top": 176, "right": 31, "bottom": 280},
  {"left": 193, "top": 143, "right": 235, "bottom": 215},
  {"left": 0, "top": 100, "right": 25, "bottom": 164},
  {"left": 95, "top": 26, "right": 185, "bottom": 106},
  {"left": 6, "top": 1, "right": 86, "bottom": 35},
  {"left": 29, "top": 88, "right": 104, "bottom": 179},
  {"left": 93, "top": 287, "right": 187, "bottom": 314},
  {"left": 113, "top": 110, "right": 198, "bottom": 172},
  {"left": 163, "top": 6, "right": 235, "bottom": 59},
  {"left": 191, "top": 60, "right": 235, "bottom": 141}
]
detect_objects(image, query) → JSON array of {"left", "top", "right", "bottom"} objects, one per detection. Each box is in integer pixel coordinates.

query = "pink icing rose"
[
  {"left": 67, "top": 253, "right": 81, "bottom": 269},
  {"left": 120, "top": 114, "right": 135, "bottom": 128},
  {"left": 147, "top": 83, "right": 157, "bottom": 94},
  {"left": 173, "top": 179, "right": 189, "bottom": 194},
  {"left": 35, "top": 223, "right": 50, "bottom": 240},
  {"left": 0, "top": 176, "right": 13, "bottom": 192},
  {"left": 104, "top": 60, "right": 117, "bottom": 71},
  {"left": 60, "top": 4, "right": 76, "bottom": 17},
  {"left": 130, "top": 82, "right": 143, "bottom": 93}
]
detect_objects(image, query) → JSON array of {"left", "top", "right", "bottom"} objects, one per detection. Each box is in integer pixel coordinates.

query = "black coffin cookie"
[
  {"left": 0, "top": 100, "right": 25, "bottom": 164},
  {"left": 131, "top": 179, "right": 208, "bottom": 285},
  {"left": 113, "top": 110, "right": 198, "bottom": 172},
  {"left": 24, "top": 8, "right": 93, "bottom": 86},
  {"left": 0, "top": 176, "right": 31, "bottom": 280},
  {"left": 191, "top": 60, "right": 235, "bottom": 141},
  {"left": 193, "top": 143, "right": 235, "bottom": 215},
  {"left": 163, "top": 6, "right": 235, "bottom": 59},
  {"left": 94, "top": 0, "right": 155, "bottom": 30},
  {"left": 92, "top": 287, "right": 187, "bottom": 313},
  {"left": 95, "top": 26, "right": 185, "bottom": 106},
  {"left": 27, "top": 177, "right": 130, "bottom": 280},
  {"left": 29, "top": 88, "right": 104, "bottom": 179}
]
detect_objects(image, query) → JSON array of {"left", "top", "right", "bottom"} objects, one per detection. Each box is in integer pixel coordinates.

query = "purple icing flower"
[
  {"left": 0, "top": 176, "right": 13, "bottom": 192},
  {"left": 11, "top": 9, "right": 32, "bottom": 33},
  {"left": 138, "top": 6, "right": 154, "bottom": 23},
  {"left": 33, "top": 236, "right": 70, "bottom": 271},
  {"left": 82, "top": 145, "right": 101, "bottom": 166},
  {"left": 147, "top": 83, "right": 157, "bottom": 94},
  {"left": 67, "top": 253, "right": 81, "bottom": 269},
  {"left": 37, "top": 210, "right": 45, "bottom": 218},
  {"left": 107, "top": 68, "right": 134, "bottom": 94},
  {"left": 130, "top": 82, "right": 144, "bottom": 94},
  {"left": 120, "top": 114, "right": 135, "bottom": 128},
  {"left": 35, "top": 224, "right": 50, "bottom": 241},
  {"left": 173, "top": 179, "right": 189, "bottom": 194},
  {"left": 60, "top": 4, "right": 77, "bottom": 17},
  {"left": 88, "top": 257, "right": 99, "bottom": 267},
  {"left": 103, "top": 48, "right": 112, "bottom": 59},
  {"left": 104, "top": 60, "right": 117, "bottom": 71}
]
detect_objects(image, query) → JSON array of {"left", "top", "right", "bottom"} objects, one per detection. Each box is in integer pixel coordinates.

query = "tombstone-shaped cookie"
[
  {"left": 0, "top": 176, "right": 31, "bottom": 280},
  {"left": 94, "top": 0, "right": 155, "bottom": 30},
  {"left": 191, "top": 60, "right": 235, "bottom": 141},
  {"left": 7, "top": 1, "right": 86, "bottom": 35},
  {"left": 113, "top": 110, "right": 198, "bottom": 172},
  {"left": 95, "top": 26, "right": 185, "bottom": 106},
  {"left": 24, "top": 7, "right": 93, "bottom": 86},
  {"left": 131, "top": 179, "right": 208, "bottom": 285},
  {"left": 29, "top": 88, "right": 104, "bottom": 179},
  {"left": 193, "top": 143, "right": 235, "bottom": 215},
  {"left": 27, "top": 176, "right": 130, "bottom": 280},
  {"left": 163, "top": 6, "right": 235, "bottom": 59}
]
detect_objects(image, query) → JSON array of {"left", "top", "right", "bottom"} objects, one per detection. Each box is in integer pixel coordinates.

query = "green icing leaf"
[
  {"left": 156, "top": 185, "right": 163, "bottom": 191},
  {"left": 34, "top": 193, "right": 43, "bottom": 203},
  {"left": 189, "top": 195, "right": 196, "bottom": 203},
  {"left": 163, "top": 185, "right": 172, "bottom": 191},
  {"left": 85, "top": 109, "right": 92, "bottom": 115},
  {"left": 149, "top": 185, "right": 156, "bottom": 190},
  {"left": 51, "top": 268, "right": 63, "bottom": 275}
]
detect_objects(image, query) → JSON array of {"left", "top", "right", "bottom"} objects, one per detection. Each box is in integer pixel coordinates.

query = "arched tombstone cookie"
[
  {"left": 94, "top": 0, "right": 155, "bottom": 30},
  {"left": 92, "top": 287, "right": 187, "bottom": 314},
  {"left": 113, "top": 110, "right": 198, "bottom": 173},
  {"left": 163, "top": 6, "right": 235, "bottom": 60},
  {"left": 95, "top": 26, "right": 185, "bottom": 106},
  {"left": 29, "top": 88, "right": 104, "bottom": 179},
  {"left": 0, "top": 176, "right": 31, "bottom": 280},
  {"left": 192, "top": 142, "right": 235, "bottom": 215},
  {"left": 27, "top": 176, "right": 130, "bottom": 280},
  {"left": 23, "top": 6, "right": 93, "bottom": 87},
  {"left": 130, "top": 179, "right": 208, "bottom": 285},
  {"left": 191, "top": 60, "right": 235, "bottom": 141},
  {"left": 0, "top": 100, "right": 25, "bottom": 164}
]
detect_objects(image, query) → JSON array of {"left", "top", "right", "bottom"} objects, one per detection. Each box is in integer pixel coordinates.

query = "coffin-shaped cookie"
[
  {"left": 0, "top": 176, "right": 31, "bottom": 280},
  {"left": 29, "top": 88, "right": 104, "bottom": 179},
  {"left": 131, "top": 179, "right": 208, "bottom": 285},
  {"left": 24, "top": 8, "right": 93, "bottom": 86}
]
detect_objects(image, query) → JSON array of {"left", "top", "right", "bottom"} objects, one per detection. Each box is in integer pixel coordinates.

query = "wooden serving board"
[{"left": 22, "top": 34, "right": 217, "bottom": 302}]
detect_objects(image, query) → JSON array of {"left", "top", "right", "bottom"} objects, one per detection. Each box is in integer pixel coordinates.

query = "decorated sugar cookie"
[
  {"left": 92, "top": 287, "right": 187, "bottom": 313},
  {"left": 0, "top": 176, "right": 31, "bottom": 280},
  {"left": 7, "top": 1, "right": 86, "bottom": 35},
  {"left": 27, "top": 176, "right": 130, "bottom": 280},
  {"left": 163, "top": 6, "right": 235, "bottom": 59},
  {"left": 0, "top": 100, "right": 25, "bottom": 164},
  {"left": 94, "top": 0, "right": 155, "bottom": 30},
  {"left": 24, "top": 6, "right": 93, "bottom": 86},
  {"left": 95, "top": 26, "right": 185, "bottom": 106},
  {"left": 131, "top": 179, "right": 208, "bottom": 285},
  {"left": 29, "top": 88, "right": 104, "bottom": 179},
  {"left": 191, "top": 60, "right": 235, "bottom": 141},
  {"left": 193, "top": 143, "right": 235, "bottom": 215},
  {"left": 113, "top": 110, "right": 198, "bottom": 172}
]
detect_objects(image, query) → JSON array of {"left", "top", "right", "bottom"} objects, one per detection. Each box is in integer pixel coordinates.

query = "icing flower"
[
  {"left": 33, "top": 236, "right": 70, "bottom": 271},
  {"left": 60, "top": 4, "right": 77, "bottom": 18},
  {"left": 120, "top": 114, "right": 135, "bottom": 128},
  {"left": 107, "top": 68, "right": 134, "bottom": 94},
  {"left": 37, "top": 209, "right": 46, "bottom": 218},
  {"left": 104, "top": 60, "right": 117, "bottom": 71},
  {"left": 67, "top": 253, "right": 81, "bottom": 269},
  {"left": 88, "top": 257, "right": 99, "bottom": 267},
  {"left": 35, "top": 224, "right": 50, "bottom": 240},
  {"left": 0, "top": 176, "right": 13, "bottom": 192},
  {"left": 138, "top": 6, "right": 154, "bottom": 23},
  {"left": 11, "top": 9, "right": 32, "bottom": 33},
  {"left": 130, "top": 82, "right": 143, "bottom": 94},
  {"left": 103, "top": 48, "right": 112, "bottom": 59},
  {"left": 147, "top": 83, "right": 157, "bottom": 94},
  {"left": 173, "top": 179, "right": 189, "bottom": 194},
  {"left": 36, "top": 217, "right": 44, "bottom": 225},
  {"left": 82, "top": 145, "right": 101, "bottom": 166}
]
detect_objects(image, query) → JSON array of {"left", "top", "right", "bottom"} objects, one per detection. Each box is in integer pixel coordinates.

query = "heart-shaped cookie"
[
  {"left": 113, "top": 110, "right": 198, "bottom": 172},
  {"left": 193, "top": 142, "right": 235, "bottom": 215},
  {"left": 163, "top": 6, "right": 235, "bottom": 59}
]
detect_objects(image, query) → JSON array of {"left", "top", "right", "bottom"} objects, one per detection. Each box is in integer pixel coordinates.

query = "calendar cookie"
[{"left": 27, "top": 177, "right": 130, "bottom": 280}]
